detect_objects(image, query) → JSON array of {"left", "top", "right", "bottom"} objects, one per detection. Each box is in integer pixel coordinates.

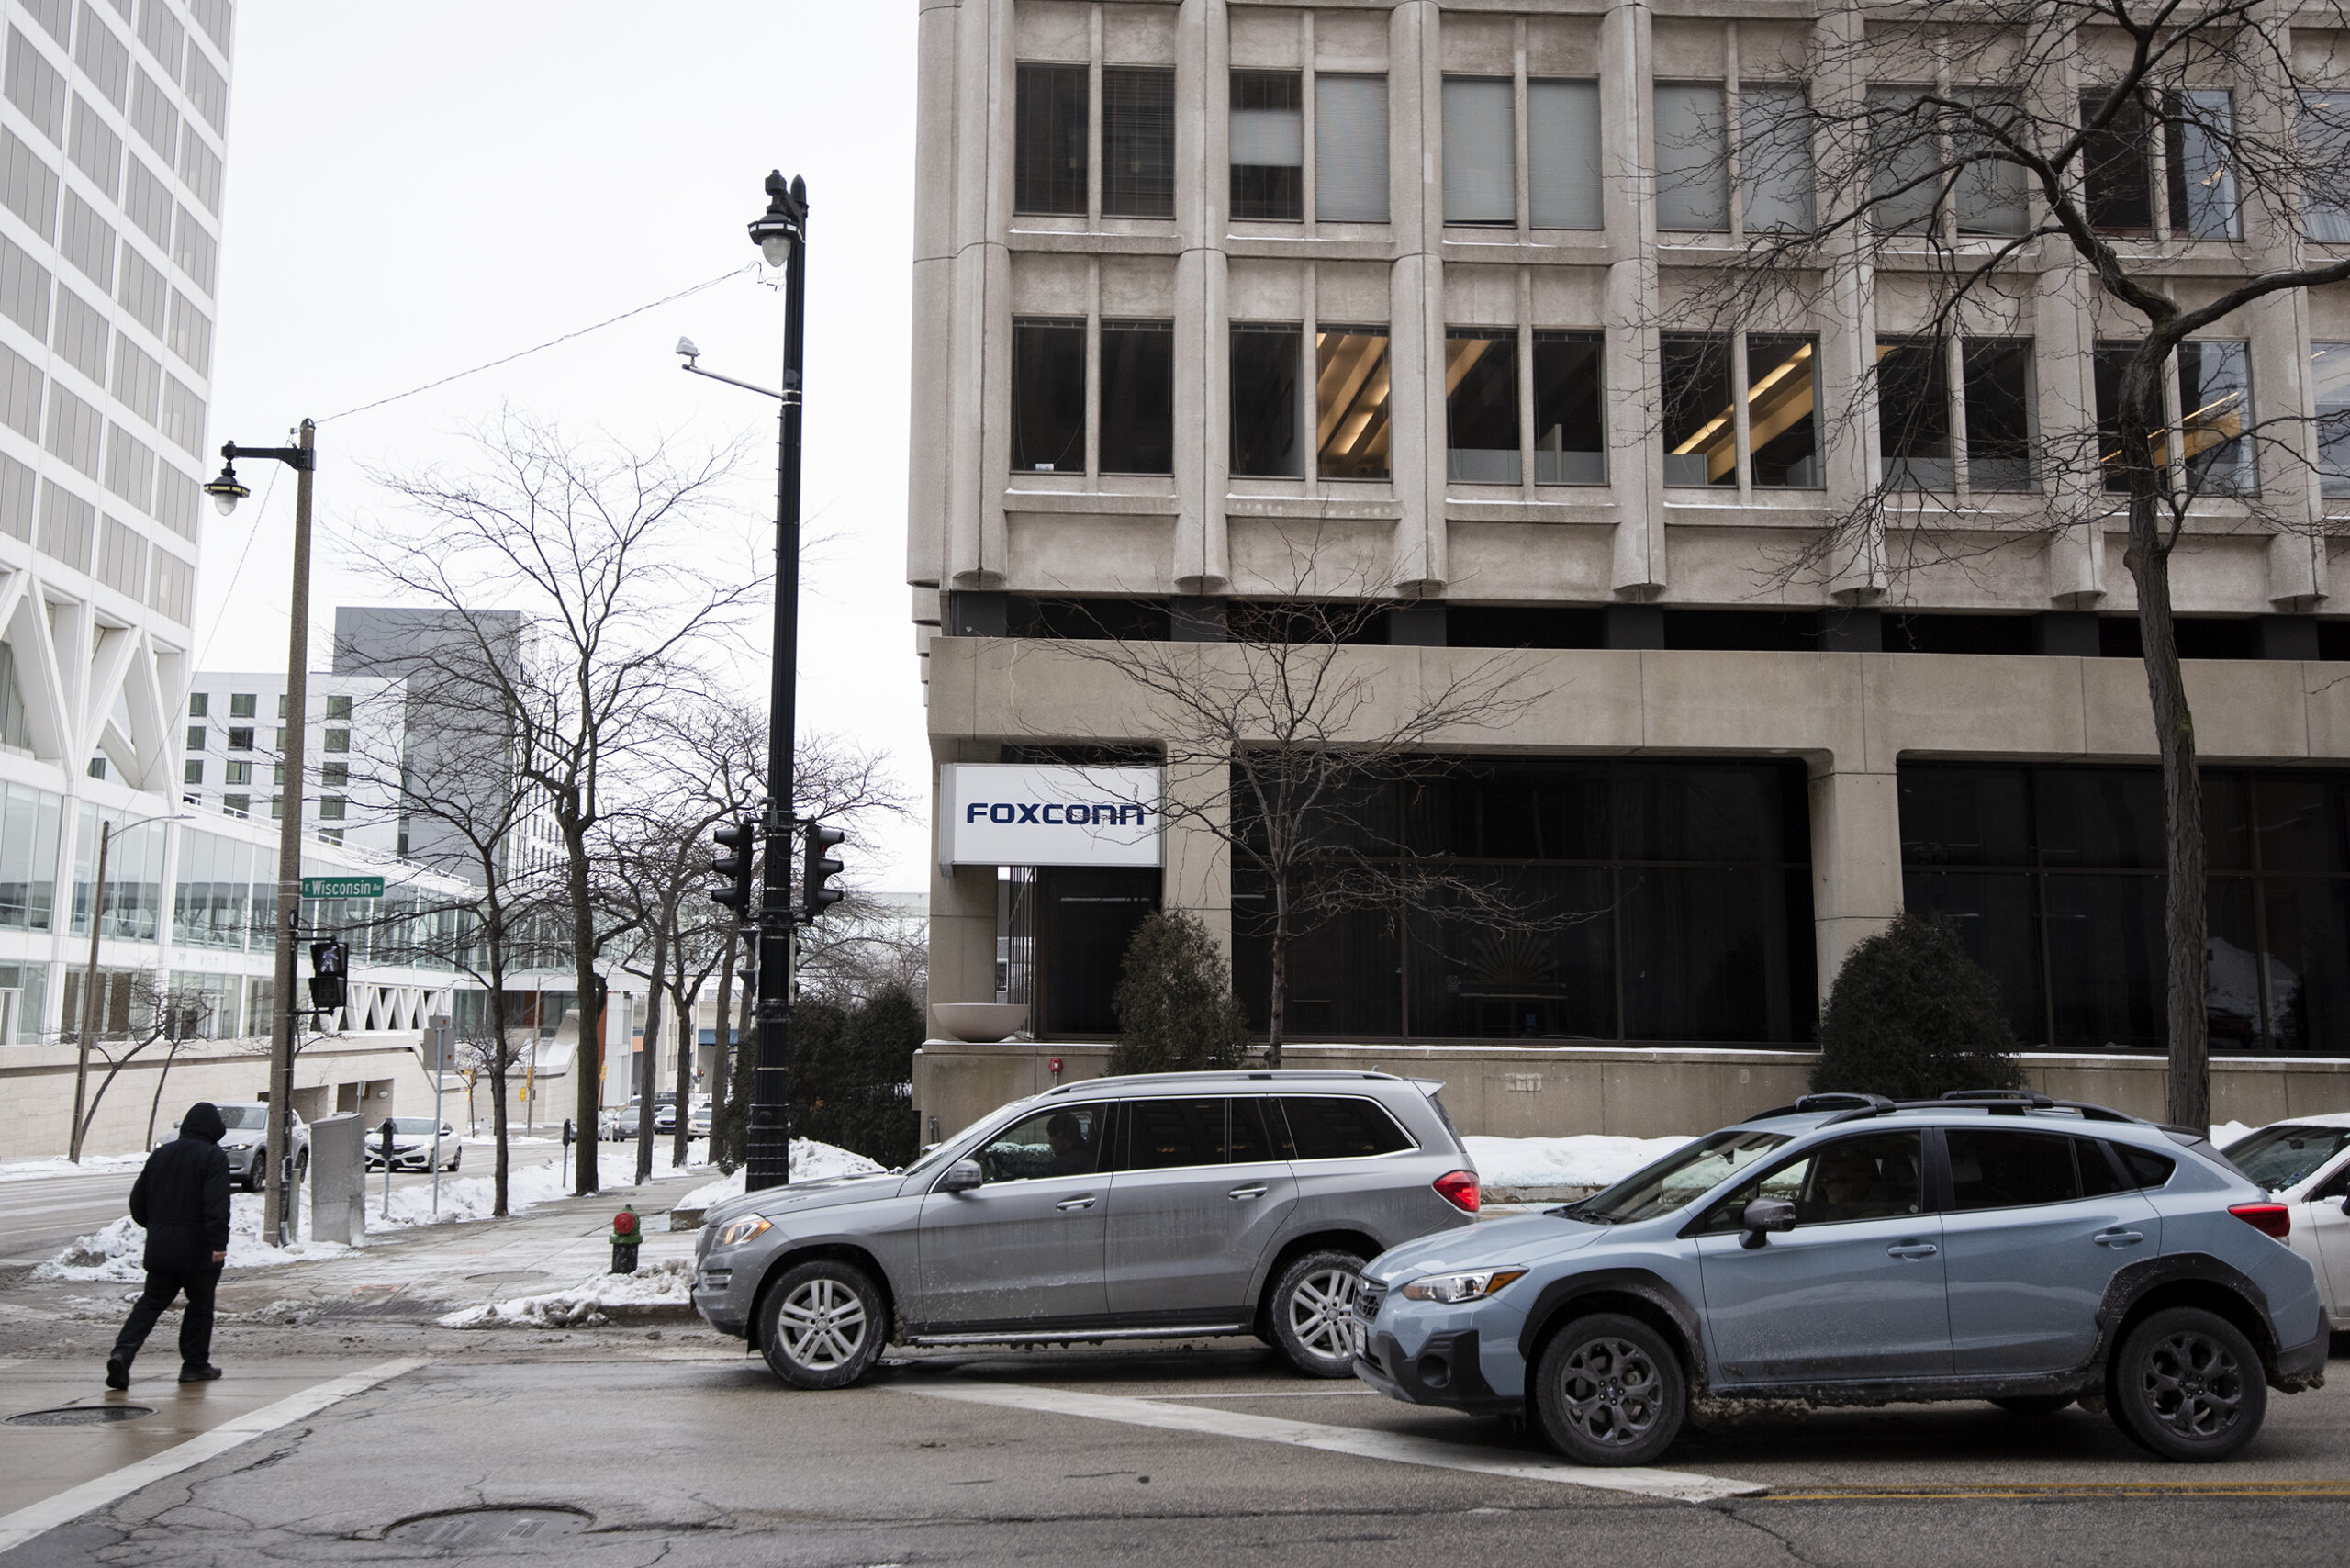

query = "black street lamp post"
[{"left": 682, "top": 172, "right": 807, "bottom": 1193}]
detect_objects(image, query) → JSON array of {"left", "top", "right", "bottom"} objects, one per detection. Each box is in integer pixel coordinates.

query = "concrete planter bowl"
[{"left": 931, "top": 1002, "right": 1031, "bottom": 1043}]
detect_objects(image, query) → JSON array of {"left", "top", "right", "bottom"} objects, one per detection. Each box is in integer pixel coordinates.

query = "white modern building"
[
  {"left": 181, "top": 667, "right": 404, "bottom": 859},
  {"left": 906, "top": 0, "right": 2350, "bottom": 1135}
]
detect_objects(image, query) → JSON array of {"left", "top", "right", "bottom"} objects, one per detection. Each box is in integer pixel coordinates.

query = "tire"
[
  {"left": 448, "top": 1149, "right": 463, "bottom": 1173},
  {"left": 1266, "top": 1249, "right": 1366, "bottom": 1378},
  {"left": 1533, "top": 1312, "right": 1688, "bottom": 1467},
  {"left": 756, "top": 1260, "right": 887, "bottom": 1390},
  {"left": 2108, "top": 1306, "right": 2266, "bottom": 1462},
  {"left": 243, "top": 1161, "right": 263, "bottom": 1193},
  {"left": 295, "top": 1149, "right": 309, "bottom": 1181},
  {"left": 1990, "top": 1395, "right": 2075, "bottom": 1417}
]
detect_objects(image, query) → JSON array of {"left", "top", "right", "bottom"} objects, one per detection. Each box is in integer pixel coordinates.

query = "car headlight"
[
  {"left": 712, "top": 1215, "right": 772, "bottom": 1249},
  {"left": 1399, "top": 1268, "right": 1528, "bottom": 1304}
]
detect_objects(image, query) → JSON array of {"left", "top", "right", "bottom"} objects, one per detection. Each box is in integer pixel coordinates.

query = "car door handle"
[
  {"left": 1056, "top": 1194, "right": 1096, "bottom": 1211},
  {"left": 1886, "top": 1242, "right": 1939, "bottom": 1260},
  {"left": 1227, "top": 1184, "right": 1269, "bottom": 1201},
  {"left": 2093, "top": 1228, "right": 2145, "bottom": 1248}
]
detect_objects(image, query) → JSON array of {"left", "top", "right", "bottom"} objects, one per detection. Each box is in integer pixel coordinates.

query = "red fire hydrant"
[{"left": 610, "top": 1206, "right": 641, "bottom": 1274}]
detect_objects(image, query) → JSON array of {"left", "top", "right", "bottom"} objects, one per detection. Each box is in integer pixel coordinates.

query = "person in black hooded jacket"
[{"left": 106, "top": 1100, "right": 233, "bottom": 1388}]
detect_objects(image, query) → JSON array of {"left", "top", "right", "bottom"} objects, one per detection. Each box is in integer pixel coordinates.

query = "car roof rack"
[
  {"left": 1750, "top": 1092, "right": 1897, "bottom": 1120},
  {"left": 1751, "top": 1086, "right": 2146, "bottom": 1128},
  {"left": 1039, "top": 1069, "right": 1395, "bottom": 1097}
]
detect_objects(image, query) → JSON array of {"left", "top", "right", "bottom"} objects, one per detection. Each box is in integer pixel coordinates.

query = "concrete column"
[
  {"left": 907, "top": 0, "right": 962, "bottom": 589},
  {"left": 1813, "top": 2, "right": 1882, "bottom": 602},
  {"left": 1162, "top": 753, "right": 1232, "bottom": 953},
  {"left": 946, "top": 0, "right": 1013, "bottom": 588},
  {"left": 1603, "top": 0, "right": 1664, "bottom": 599},
  {"left": 1392, "top": 1, "right": 1447, "bottom": 594},
  {"left": 1808, "top": 757, "right": 1904, "bottom": 997},
  {"left": 1172, "top": 0, "right": 1230, "bottom": 592},
  {"left": 927, "top": 755, "right": 1002, "bottom": 1032},
  {"left": 2036, "top": 264, "right": 2105, "bottom": 607}
]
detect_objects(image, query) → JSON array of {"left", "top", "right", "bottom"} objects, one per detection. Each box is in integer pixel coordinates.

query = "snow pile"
[
  {"left": 435, "top": 1259, "right": 693, "bottom": 1330},
  {"left": 677, "top": 1140, "right": 885, "bottom": 1211},
  {"left": 362, "top": 1143, "right": 712, "bottom": 1232},
  {"left": 31, "top": 1193, "right": 350, "bottom": 1282},
  {"left": 1464, "top": 1133, "right": 1694, "bottom": 1193},
  {"left": 0, "top": 1152, "right": 151, "bottom": 1184}
]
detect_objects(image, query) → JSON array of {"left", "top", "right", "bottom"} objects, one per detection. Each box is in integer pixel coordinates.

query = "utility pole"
[
  {"left": 205, "top": 420, "right": 318, "bottom": 1246},
  {"left": 66, "top": 823, "right": 111, "bottom": 1162}
]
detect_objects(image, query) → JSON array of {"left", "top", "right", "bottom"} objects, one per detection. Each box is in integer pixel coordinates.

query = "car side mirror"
[
  {"left": 1739, "top": 1197, "right": 1798, "bottom": 1249},
  {"left": 2340, "top": 1193, "right": 2349, "bottom": 1217},
  {"left": 936, "top": 1159, "right": 982, "bottom": 1194}
]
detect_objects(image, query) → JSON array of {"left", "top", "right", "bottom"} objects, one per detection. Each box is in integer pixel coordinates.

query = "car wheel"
[
  {"left": 295, "top": 1149, "right": 309, "bottom": 1182},
  {"left": 2108, "top": 1306, "right": 2266, "bottom": 1462},
  {"left": 449, "top": 1149, "right": 463, "bottom": 1172},
  {"left": 243, "top": 1161, "right": 263, "bottom": 1193},
  {"left": 1533, "top": 1312, "right": 1687, "bottom": 1467},
  {"left": 756, "top": 1260, "right": 886, "bottom": 1390},
  {"left": 1990, "top": 1395, "right": 2075, "bottom": 1417},
  {"left": 1265, "top": 1249, "right": 1366, "bottom": 1378}
]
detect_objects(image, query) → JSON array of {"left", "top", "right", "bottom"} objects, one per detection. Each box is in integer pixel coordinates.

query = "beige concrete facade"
[{"left": 906, "top": 2, "right": 2350, "bottom": 1060}]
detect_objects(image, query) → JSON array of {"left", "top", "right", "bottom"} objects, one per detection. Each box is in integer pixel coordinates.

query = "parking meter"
[{"left": 379, "top": 1117, "right": 397, "bottom": 1218}]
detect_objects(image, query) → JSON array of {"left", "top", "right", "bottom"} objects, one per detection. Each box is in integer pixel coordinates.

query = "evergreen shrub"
[
  {"left": 1108, "top": 910, "right": 1251, "bottom": 1076},
  {"left": 1809, "top": 913, "right": 2026, "bottom": 1101}
]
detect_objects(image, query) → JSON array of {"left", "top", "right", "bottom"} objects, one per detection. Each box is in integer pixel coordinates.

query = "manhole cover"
[
  {"left": 8, "top": 1406, "right": 154, "bottom": 1427},
  {"left": 386, "top": 1506, "right": 591, "bottom": 1549}
]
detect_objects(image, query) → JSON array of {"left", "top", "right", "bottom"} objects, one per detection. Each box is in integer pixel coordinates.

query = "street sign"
[{"left": 301, "top": 876, "right": 385, "bottom": 899}]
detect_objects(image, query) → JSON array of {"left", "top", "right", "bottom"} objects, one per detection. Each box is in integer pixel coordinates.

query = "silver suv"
[{"left": 692, "top": 1070, "right": 1480, "bottom": 1387}]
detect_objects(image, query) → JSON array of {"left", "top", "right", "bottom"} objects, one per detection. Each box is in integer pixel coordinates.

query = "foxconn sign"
[{"left": 939, "top": 764, "right": 1164, "bottom": 870}]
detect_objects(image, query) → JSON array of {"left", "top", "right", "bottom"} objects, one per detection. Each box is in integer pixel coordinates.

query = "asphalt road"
[{"left": 3, "top": 1334, "right": 2346, "bottom": 1566}]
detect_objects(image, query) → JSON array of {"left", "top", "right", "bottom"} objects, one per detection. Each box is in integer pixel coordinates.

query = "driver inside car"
[{"left": 1808, "top": 1142, "right": 1917, "bottom": 1223}]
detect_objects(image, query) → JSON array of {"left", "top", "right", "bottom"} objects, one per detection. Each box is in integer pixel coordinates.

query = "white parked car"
[
  {"left": 2222, "top": 1115, "right": 2350, "bottom": 1328},
  {"left": 365, "top": 1117, "right": 462, "bottom": 1173}
]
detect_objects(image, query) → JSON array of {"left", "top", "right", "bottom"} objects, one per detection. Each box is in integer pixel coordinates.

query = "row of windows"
[
  {"left": 9, "top": 2, "right": 227, "bottom": 170},
  {"left": 1008, "top": 316, "right": 2350, "bottom": 499},
  {"left": 0, "top": 453, "right": 192, "bottom": 616},
  {"left": 0, "top": 194, "right": 212, "bottom": 373},
  {"left": 1014, "top": 62, "right": 2347, "bottom": 245},
  {"left": 188, "top": 691, "right": 356, "bottom": 721},
  {"left": 182, "top": 757, "right": 352, "bottom": 789},
  {"left": 185, "top": 725, "right": 352, "bottom": 755}
]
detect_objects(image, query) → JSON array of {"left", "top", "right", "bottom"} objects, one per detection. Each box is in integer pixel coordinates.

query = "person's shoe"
[
  {"left": 104, "top": 1359, "right": 129, "bottom": 1391},
  {"left": 177, "top": 1364, "right": 222, "bottom": 1383}
]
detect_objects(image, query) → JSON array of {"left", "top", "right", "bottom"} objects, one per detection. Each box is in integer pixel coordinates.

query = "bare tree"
[
  {"left": 69, "top": 972, "right": 216, "bottom": 1156},
  {"left": 1041, "top": 537, "right": 1552, "bottom": 1064},
  {"left": 363, "top": 412, "right": 761, "bottom": 1193},
  {"left": 1673, "top": 1, "right": 2350, "bottom": 1125}
]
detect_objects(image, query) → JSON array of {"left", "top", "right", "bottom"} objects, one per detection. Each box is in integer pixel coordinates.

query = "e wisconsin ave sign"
[
  {"left": 300, "top": 876, "right": 386, "bottom": 900},
  {"left": 937, "top": 764, "right": 1163, "bottom": 870}
]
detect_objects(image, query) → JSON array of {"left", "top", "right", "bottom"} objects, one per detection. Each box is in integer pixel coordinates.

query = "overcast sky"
[{"left": 198, "top": 2, "right": 929, "bottom": 891}]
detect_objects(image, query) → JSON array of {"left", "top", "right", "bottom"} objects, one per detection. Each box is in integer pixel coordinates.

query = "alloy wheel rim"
[
  {"left": 1558, "top": 1337, "right": 1662, "bottom": 1445},
  {"left": 2142, "top": 1329, "right": 2244, "bottom": 1439},
  {"left": 1289, "top": 1268, "right": 1360, "bottom": 1358},
  {"left": 777, "top": 1278, "right": 867, "bottom": 1370}
]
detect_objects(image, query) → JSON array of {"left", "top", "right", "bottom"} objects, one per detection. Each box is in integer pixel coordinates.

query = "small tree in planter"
[
  {"left": 1109, "top": 911, "right": 1250, "bottom": 1076},
  {"left": 1811, "top": 913, "right": 2025, "bottom": 1102}
]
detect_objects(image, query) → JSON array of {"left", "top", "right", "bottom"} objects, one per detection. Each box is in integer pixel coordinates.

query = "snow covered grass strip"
[{"left": 435, "top": 1259, "right": 694, "bottom": 1329}]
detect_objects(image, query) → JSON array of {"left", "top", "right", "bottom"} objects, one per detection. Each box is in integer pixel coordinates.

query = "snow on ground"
[
  {"left": 436, "top": 1259, "right": 693, "bottom": 1329},
  {"left": 677, "top": 1141, "right": 886, "bottom": 1211},
  {"left": 33, "top": 1192, "right": 352, "bottom": 1282},
  {"left": 1465, "top": 1133, "right": 1694, "bottom": 1192},
  {"left": 0, "top": 1152, "right": 152, "bottom": 1183}
]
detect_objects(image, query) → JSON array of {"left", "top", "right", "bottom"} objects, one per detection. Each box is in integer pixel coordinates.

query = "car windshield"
[
  {"left": 218, "top": 1106, "right": 268, "bottom": 1131},
  {"left": 1565, "top": 1129, "right": 1792, "bottom": 1224},
  {"left": 391, "top": 1118, "right": 441, "bottom": 1135},
  {"left": 2223, "top": 1125, "right": 2350, "bottom": 1193}
]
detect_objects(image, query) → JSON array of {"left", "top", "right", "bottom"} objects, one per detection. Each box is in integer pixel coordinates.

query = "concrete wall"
[{"left": 911, "top": 1039, "right": 2350, "bottom": 1144}]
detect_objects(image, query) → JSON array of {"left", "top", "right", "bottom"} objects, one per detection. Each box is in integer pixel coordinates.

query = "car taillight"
[
  {"left": 2230, "top": 1203, "right": 2290, "bottom": 1240},
  {"left": 1434, "top": 1170, "right": 1480, "bottom": 1214}
]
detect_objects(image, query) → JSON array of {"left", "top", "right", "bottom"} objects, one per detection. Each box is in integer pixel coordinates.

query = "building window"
[
  {"left": 1902, "top": 763, "right": 2350, "bottom": 1052},
  {"left": 1530, "top": 80, "right": 1603, "bottom": 230},
  {"left": 273, "top": 727, "right": 285, "bottom": 749},
  {"left": 1315, "top": 74, "right": 1388, "bottom": 222},
  {"left": 1098, "top": 319, "right": 1173, "bottom": 476},
  {"left": 229, "top": 691, "right": 254, "bottom": 718},
  {"left": 1010, "top": 317, "right": 1085, "bottom": 474},
  {"left": 1662, "top": 332, "right": 1736, "bottom": 487},
  {"left": 86, "top": 756, "right": 104, "bottom": 778},
  {"left": 224, "top": 760, "right": 249, "bottom": 786},
  {"left": 1444, "top": 328, "right": 1520, "bottom": 484},
  {"left": 1745, "top": 335, "right": 1820, "bottom": 487},
  {"left": 1737, "top": 84, "right": 1814, "bottom": 231},
  {"left": 1102, "top": 66, "right": 1175, "bottom": 218},
  {"left": 1442, "top": 76, "right": 1516, "bottom": 226},
  {"left": 183, "top": 758, "right": 201, "bottom": 785},
  {"left": 226, "top": 726, "right": 252, "bottom": 750},
  {"left": 1315, "top": 326, "right": 1392, "bottom": 480},
  {"left": 277, "top": 692, "right": 287, "bottom": 717},
  {"left": 2095, "top": 339, "right": 2254, "bottom": 497},
  {"left": 1230, "top": 70, "right": 1303, "bottom": 221},
  {"left": 1877, "top": 338, "right": 1953, "bottom": 491},
  {"left": 325, "top": 694, "right": 352, "bottom": 720},
  {"left": 273, "top": 763, "right": 284, "bottom": 786},
  {"left": 2080, "top": 87, "right": 2238, "bottom": 240},
  {"left": 184, "top": 723, "right": 204, "bottom": 751},
  {"left": 1654, "top": 83, "right": 1729, "bottom": 231},
  {"left": 320, "top": 828, "right": 343, "bottom": 846},
  {"left": 1663, "top": 331, "right": 1819, "bottom": 489},
  {"left": 2314, "top": 342, "right": 2350, "bottom": 496},
  {"left": 221, "top": 793, "right": 246, "bottom": 818},
  {"left": 2300, "top": 91, "right": 2350, "bottom": 241},
  {"left": 186, "top": 691, "right": 207, "bottom": 717},
  {"left": 1013, "top": 62, "right": 1087, "bottom": 216},
  {"left": 318, "top": 796, "right": 345, "bottom": 822},
  {"left": 1533, "top": 330, "right": 1606, "bottom": 485},
  {"left": 268, "top": 795, "right": 281, "bottom": 820},
  {"left": 1877, "top": 337, "right": 2040, "bottom": 496},
  {"left": 322, "top": 728, "right": 350, "bottom": 754},
  {"left": 1230, "top": 322, "right": 1302, "bottom": 477},
  {"left": 322, "top": 762, "right": 348, "bottom": 788}
]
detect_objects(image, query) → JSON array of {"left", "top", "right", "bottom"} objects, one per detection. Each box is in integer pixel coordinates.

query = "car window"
[
  {"left": 1227, "top": 1099, "right": 1280, "bottom": 1162},
  {"left": 1278, "top": 1096, "right": 1415, "bottom": 1160},
  {"left": 2077, "top": 1137, "right": 2131, "bottom": 1197},
  {"left": 391, "top": 1118, "right": 439, "bottom": 1135},
  {"left": 973, "top": 1104, "right": 1109, "bottom": 1182},
  {"left": 1119, "top": 1098, "right": 1225, "bottom": 1170},
  {"left": 1947, "top": 1128, "right": 2081, "bottom": 1210},
  {"left": 218, "top": 1106, "right": 268, "bottom": 1131},
  {"left": 2118, "top": 1144, "right": 2177, "bottom": 1189},
  {"left": 1699, "top": 1132, "right": 1925, "bottom": 1231},
  {"left": 1582, "top": 1129, "right": 1789, "bottom": 1225},
  {"left": 2221, "top": 1126, "right": 2350, "bottom": 1193},
  {"left": 2314, "top": 1160, "right": 2350, "bottom": 1201}
]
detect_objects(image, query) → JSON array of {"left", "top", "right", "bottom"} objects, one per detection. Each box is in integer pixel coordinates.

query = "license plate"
[{"left": 1343, "top": 1318, "right": 1367, "bottom": 1358}]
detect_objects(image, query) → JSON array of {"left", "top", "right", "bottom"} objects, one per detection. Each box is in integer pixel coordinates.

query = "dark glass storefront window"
[
  {"left": 1231, "top": 758, "right": 1817, "bottom": 1045},
  {"left": 1899, "top": 762, "right": 2350, "bottom": 1051},
  {"left": 1034, "top": 867, "right": 1160, "bottom": 1036}
]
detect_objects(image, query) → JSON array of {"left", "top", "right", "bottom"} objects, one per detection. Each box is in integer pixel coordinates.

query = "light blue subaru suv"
[{"left": 1352, "top": 1092, "right": 2329, "bottom": 1465}]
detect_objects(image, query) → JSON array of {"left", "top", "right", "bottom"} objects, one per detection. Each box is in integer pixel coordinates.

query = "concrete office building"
[{"left": 906, "top": 0, "right": 2350, "bottom": 1133}]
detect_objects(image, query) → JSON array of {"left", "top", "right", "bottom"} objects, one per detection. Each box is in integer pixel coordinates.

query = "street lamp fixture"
[
  {"left": 203, "top": 463, "right": 250, "bottom": 517},
  {"left": 747, "top": 170, "right": 804, "bottom": 269}
]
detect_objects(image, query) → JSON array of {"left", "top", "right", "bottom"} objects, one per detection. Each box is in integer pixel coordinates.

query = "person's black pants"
[{"left": 110, "top": 1263, "right": 221, "bottom": 1371}]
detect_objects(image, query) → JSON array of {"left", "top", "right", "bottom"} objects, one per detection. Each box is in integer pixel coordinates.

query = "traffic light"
[
  {"left": 802, "top": 822, "right": 845, "bottom": 921},
  {"left": 711, "top": 817, "right": 758, "bottom": 923},
  {"left": 308, "top": 938, "right": 348, "bottom": 1013}
]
